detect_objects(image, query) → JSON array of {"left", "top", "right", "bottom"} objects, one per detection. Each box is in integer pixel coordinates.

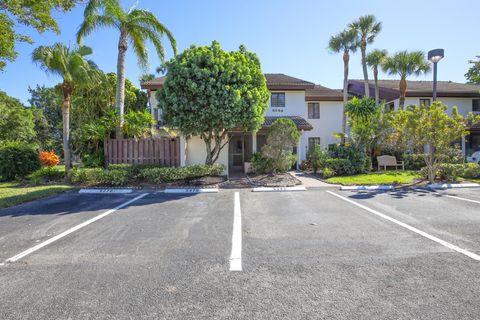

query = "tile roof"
[
  {"left": 262, "top": 116, "right": 313, "bottom": 131},
  {"left": 349, "top": 79, "right": 480, "bottom": 98},
  {"left": 141, "top": 74, "right": 315, "bottom": 90},
  {"left": 264, "top": 73, "right": 315, "bottom": 90},
  {"left": 305, "top": 85, "right": 344, "bottom": 101},
  {"left": 140, "top": 76, "right": 166, "bottom": 90}
]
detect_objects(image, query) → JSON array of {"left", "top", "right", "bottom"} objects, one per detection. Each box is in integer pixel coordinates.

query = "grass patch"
[
  {"left": 0, "top": 182, "right": 74, "bottom": 208},
  {"left": 326, "top": 170, "right": 421, "bottom": 185}
]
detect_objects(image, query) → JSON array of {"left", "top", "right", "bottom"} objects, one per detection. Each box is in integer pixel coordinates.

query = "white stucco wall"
[
  {"left": 300, "top": 101, "right": 343, "bottom": 160},
  {"left": 266, "top": 91, "right": 306, "bottom": 117},
  {"left": 391, "top": 97, "right": 476, "bottom": 116},
  {"left": 185, "top": 135, "right": 229, "bottom": 175}
]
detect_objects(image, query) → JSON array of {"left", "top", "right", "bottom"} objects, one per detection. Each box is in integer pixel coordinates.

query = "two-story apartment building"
[
  {"left": 141, "top": 74, "right": 344, "bottom": 174},
  {"left": 348, "top": 80, "right": 480, "bottom": 157}
]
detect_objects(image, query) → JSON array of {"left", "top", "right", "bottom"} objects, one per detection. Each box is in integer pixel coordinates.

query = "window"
[
  {"left": 308, "top": 137, "right": 320, "bottom": 150},
  {"left": 385, "top": 102, "right": 395, "bottom": 112},
  {"left": 270, "top": 93, "right": 285, "bottom": 108},
  {"left": 419, "top": 98, "right": 431, "bottom": 107},
  {"left": 473, "top": 99, "right": 480, "bottom": 112},
  {"left": 308, "top": 103, "right": 320, "bottom": 119}
]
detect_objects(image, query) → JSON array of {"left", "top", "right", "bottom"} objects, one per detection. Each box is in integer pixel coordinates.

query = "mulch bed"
[
  {"left": 170, "top": 175, "right": 226, "bottom": 187},
  {"left": 249, "top": 172, "right": 301, "bottom": 187}
]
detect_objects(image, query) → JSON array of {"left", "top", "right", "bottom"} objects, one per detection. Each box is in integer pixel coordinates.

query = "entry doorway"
[{"left": 228, "top": 133, "right": 253, "bottom": 173}]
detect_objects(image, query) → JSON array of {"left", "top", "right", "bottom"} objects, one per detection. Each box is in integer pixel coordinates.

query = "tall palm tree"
[
  {"left": 328, "top": 28, "right": 359, "bottom": 138},
  {"left": 381, "top": 50, "right": 431, "bottom": 109},
  {"left": 77, "top": 0, "right": 177, "bottom": 138},
  {"left": 365, "top": 49, "right": 388, "bottom": 103},
  {"left": 32, "top": 43, "right": 99, "bottom": 171},
  {"left": 349, "top": 14, "right": 382, "bottom": 98}
]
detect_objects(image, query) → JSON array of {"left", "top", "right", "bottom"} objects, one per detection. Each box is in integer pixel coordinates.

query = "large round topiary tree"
[{"left": 157, "top": 41, "right": 270, "bottom": 164}]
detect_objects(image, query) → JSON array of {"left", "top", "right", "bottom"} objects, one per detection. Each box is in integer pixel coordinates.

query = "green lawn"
[
  {"left": 0, "top": 182, "right": 74, "bottom": 208},
  {"left": 326, "top": 170, "right": 421, "bottom": 186}
]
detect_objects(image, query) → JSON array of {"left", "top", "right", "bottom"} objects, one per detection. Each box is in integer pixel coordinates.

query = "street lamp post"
[{"left": 428, "top": 49, "right": 445, "bottom": 101}]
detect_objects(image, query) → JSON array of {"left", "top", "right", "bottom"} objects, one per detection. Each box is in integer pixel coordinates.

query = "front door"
[{"left": 229, "top": 134, "right": 244, "bottom": 172}]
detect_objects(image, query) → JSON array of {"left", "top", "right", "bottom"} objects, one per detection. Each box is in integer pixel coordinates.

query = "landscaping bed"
[{"left": 249, "top": 172, "right": 301, "bottom": 187}]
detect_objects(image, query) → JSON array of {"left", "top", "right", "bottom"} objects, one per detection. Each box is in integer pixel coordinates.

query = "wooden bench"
[{"left": 377, "top": 155, "right": 405, "bottom": 171}]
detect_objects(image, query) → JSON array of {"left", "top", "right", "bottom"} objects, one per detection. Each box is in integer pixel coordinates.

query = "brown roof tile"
[
  {"left": 305, "top": 85, "right": 344, "bottom": 101},
  {"left": 262, "top": 116, "right": 313, "bottom": 131}
]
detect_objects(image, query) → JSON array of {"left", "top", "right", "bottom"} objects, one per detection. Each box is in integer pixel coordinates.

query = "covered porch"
[{"left": 227, "top": 116, "right": 313, "bottom": 174}]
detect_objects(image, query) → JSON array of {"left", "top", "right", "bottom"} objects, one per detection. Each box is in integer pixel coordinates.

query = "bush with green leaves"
[
  {"left": 306, "top": 145, "right": 329, "bottom": 174},
  {"left": 251, "top": 152, "right": 274, "bottom": 174},
  {"left": 69, "top": 164, "right": 224, "bottom": 186},
  {"left": 260, "top": 118, "right": 300, "bottom": 174},
  {"left": 0, "top": 141, "right": 41, "bottom": 181},
  {"left": 324, "top": 158, "right": 354, "bottom": 176},
  {"left": 328, "top": 144, "right": 366, "bottom": 174},
  {"left": 403, "top": 153, "right": 426, "bottom": 170},
  {"left": 461, "top": 163, "right": 480, "bottom": 179},
  {"left": 28, "top": 166, "right": 65, "bottom": 184},
  {"left": 322, "top": 167, "right": 335, "bottom": 179}
]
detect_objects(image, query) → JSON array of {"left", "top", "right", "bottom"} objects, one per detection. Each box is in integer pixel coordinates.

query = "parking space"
[{"left": 1, "top": 187, "right": 480, "bottom": 319}]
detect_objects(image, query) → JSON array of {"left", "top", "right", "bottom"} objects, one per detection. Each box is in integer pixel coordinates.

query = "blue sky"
[{"left": 1, "top": 0, "right": 479, "bottom": 104}]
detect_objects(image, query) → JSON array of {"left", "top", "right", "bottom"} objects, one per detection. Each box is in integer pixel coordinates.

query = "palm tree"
[
  {"left": 381, "top": 50, "right": 431, "bottom": 109},
  {"left": 349, "top": 14, "right": 382, "bottom": 98},
  {"left": 32, "top": 43, "right": 99, "bottom": 171},
  {"left": 365, "top": 49, "right": 388, "bottom": 103},
  {"left": 328, "top": 28, "right": 359, "bottom": 139},
  {"left": 77, "top": 0, "right": 177, "bottom": 138}
]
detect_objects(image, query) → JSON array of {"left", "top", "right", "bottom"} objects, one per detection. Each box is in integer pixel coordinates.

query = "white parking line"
[
  {"left": 229, "top": 192, "right": 242, "bottom": 271},
  {"left": 327, "top": 191, "right": 480, "bottom": 262},
  {"left": 5, "top": 193, "right": 149, "bottom": 263},
  {"left": 443, "top": 194, "right": 480, "bottom": 205}
]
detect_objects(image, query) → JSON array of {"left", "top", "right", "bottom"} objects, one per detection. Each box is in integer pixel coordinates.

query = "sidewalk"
[{"left": 290, "top": 171, "right": 336, "bottom": 188}]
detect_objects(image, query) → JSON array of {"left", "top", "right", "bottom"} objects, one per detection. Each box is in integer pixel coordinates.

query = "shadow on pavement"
[{"left": 0, "top": 191, "right": 197, "bottom": 218}]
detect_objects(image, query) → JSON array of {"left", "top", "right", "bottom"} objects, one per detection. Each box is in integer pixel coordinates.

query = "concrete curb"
[
  {"left": 79, "top": 188, "right": 133, "bottom": 194},
  {"left": 428, "top": 183, "right": 480, "bottom": 189},
  {"left": 340, "top": 185, "right": 394, "bottom": 191},
  {"left": 164, "top": 188, "right": 219, "bottom": 194},
  {"left": 252, "top": 186, "right": 306, "bottom": 192}
]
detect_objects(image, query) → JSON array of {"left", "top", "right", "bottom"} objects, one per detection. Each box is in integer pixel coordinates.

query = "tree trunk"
[
  {"left": 342, "top": 50, "right": 349, "bottom": 143},
  {"left": 373, "top": 66, "right": 379, "bottom": 103},
  {"left": 399, "top": 78, "right": 407, "bottom": 110},
  {"left": 361, "top": 42, "right": 370, "bottom": 97},
  {"left": 62, "top": 81, "right": 73, "bottom": 172},
  {"left": 115, "top": 31, "right": 128, "bottom": 139}
]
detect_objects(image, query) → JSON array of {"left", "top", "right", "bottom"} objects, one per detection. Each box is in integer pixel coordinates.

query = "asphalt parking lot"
[{"left": 1, "top": 187, "right": 480, "bottom": 319}]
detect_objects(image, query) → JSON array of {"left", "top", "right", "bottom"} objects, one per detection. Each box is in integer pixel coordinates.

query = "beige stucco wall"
[{"left": 185, "top": 135, "right": 229, "bottom": 175}]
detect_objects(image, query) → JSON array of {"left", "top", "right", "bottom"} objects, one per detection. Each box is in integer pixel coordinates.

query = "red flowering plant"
[{"left": 39, "top": 150, "right": 60, "bottom": 167}]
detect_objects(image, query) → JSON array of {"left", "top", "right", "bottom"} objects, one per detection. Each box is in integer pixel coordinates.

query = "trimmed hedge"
[
  {"left": 0, "top": 141, "right": 41, "bottom": 181},
  {"left": 28, "top": 167, "right": 65, "bottom": 184},
  {"left": 68, "top": 164, "right": 225, "bottom": 186},
  {"left": 324, "top": 158, "right": 353, "bottom": 176},
  {"left": 421, "top": 163, "right": 480, "bottom": 181}
]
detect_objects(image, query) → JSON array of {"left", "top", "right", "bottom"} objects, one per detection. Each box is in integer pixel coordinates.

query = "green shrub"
[
  {"left": 69, "top": 164, "right": 224, "bottom": 185},
  {"left": 307, "top": 145, "right": 329, "bottom": 174},
  {"left": 324, "top": 158, "right": 353, "bottom": 176},
  {"left": 328, "top": 144, "right": 365, "bottom": 174},
  {"left": 28, "top": 166, "right": 65, "bottom": 184},
  {"left": 251, "top": 152, "right": 273, "bottom": 174},
  {"left": 322, "top": 167, "right": 335, "bottom": 179},
  {"left": 0, "top": 141, "right": 41, "bottom": 181},
  {"left": 434, "top": 164, "right": 464, "bottom": 181},
  {"left": 461, "top": 163, "right": 480, "bottom": 179},
  {"left": 403, "top": 153, "right": 425, "bottom": 170},
  {"left": 82, "top": 151, "right": 105, "bottom": 168}
]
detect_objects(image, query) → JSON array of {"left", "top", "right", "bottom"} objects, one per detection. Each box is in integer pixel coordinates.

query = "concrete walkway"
[{"left": 290, "top": 170, "right": 336, "bottom": 188}]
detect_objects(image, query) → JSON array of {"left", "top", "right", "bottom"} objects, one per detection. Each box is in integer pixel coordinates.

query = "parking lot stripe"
[
  {"left": 443, "top": 194, "right": 480, "bottom": 205},
  {"left": 229, "top": 192, "right": 242, "bottom": 271},
  {"left": 5, "top": 193, "right": 149, "bottom": 264},
  {"left": 327, "top": 191, "right": 480, "bottom": 262}
]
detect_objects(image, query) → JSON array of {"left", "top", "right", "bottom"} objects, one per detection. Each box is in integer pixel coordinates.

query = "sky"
[{"left": 1, "top": 0, "right": 479, "bottom": 104}]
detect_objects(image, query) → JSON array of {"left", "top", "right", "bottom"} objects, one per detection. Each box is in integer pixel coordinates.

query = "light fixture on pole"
[{"left": 428, "top": 49, "right": 444, "bottom": 101}]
